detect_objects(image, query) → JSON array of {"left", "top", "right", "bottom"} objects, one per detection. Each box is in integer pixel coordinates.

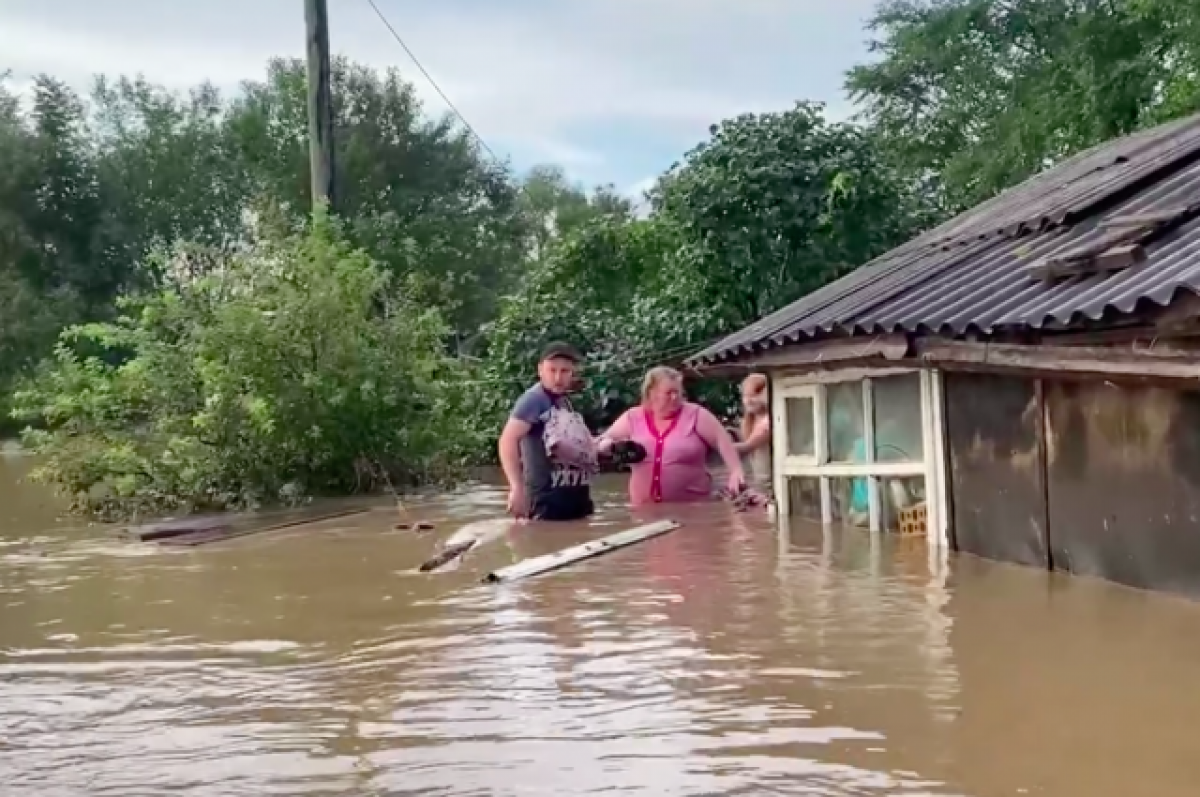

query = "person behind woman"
[
  {"left": 595, "top": 366, "right": 746, "bottom": 506},
  {"left": 734, "top": 373, "right": 772, "bottom": 488}
]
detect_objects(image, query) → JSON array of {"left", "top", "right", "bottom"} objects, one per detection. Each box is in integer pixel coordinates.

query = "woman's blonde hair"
[
  {"left": 740, "top": 373, "right": 768, "bottom": 443},
  {"left": 641, "top": 366, "right": 684, "bottom": 405}
]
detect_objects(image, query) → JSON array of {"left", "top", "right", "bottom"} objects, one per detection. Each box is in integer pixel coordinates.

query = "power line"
[
  {"left": 361, "top": 1, "right": 726, "bottom": 374},
  {"left": 364, "top": 0, "right": 501, "bottom": 165}
]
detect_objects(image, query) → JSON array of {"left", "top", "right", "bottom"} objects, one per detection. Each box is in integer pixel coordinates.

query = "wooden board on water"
[
  {"left": 155, "top": 507, "right": 370, "bottom": 548},
  {"left": 122, "top": 516, "right": 232, "bottom": 542},
  {"left": 483, "top": 519, "right": 681, "bottom": 584},
  {"left": 418, "top": 539, "right": 477, "bottom": 572}
]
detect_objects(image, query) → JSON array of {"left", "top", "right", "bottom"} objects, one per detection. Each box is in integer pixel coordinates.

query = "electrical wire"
[
  {"left": 361, "top": 1, "right": 731, "bottom": 378},
  {"left": 364, "top": 0, "right": 500, "bottom": 164}
]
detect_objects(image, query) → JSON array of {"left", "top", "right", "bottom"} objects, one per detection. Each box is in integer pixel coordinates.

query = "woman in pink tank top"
[{"left": 596, "top": 366, "right": 746, "bottom": 506}]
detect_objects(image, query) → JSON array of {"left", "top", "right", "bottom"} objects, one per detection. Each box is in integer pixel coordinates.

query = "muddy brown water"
[{"left": 4, "top": 452, "right": 1200, "bottom": 796}]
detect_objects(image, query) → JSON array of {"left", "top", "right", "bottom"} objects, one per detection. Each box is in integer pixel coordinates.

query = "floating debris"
[
  {"left": 417, "top": 518, "right": 514, "bottom": 573},
  {"left": 395, "top": 521, "right": 436, "bottom": 532},
  {"left": 418, "top": 539, "right": 476, "bottom": 572},
  {"left": 121, "top": 516, "right": 232, "bottom": 542},
  {"left": 483, "top": 519, "right": 680, "bottom": 584},
  {"left": 153, "top": 508, "right": 370, "bottom": 548}
]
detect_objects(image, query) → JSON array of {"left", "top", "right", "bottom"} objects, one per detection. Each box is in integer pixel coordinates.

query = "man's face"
[{"left": 538, "top": 356, "right": 576, "bottom": 394}]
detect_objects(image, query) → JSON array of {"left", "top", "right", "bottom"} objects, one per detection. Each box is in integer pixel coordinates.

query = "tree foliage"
[
  {"left": 13, "top": 213, "right": 464, "bottom": 519},
  {"left": 653, "top": 102, "right": 930, "bottom": 325},
  {"left": 226, "top": 58, "right": 527, "bottom": 340},
  {"left": 848, "top": 0, "right": 1200, "bottom": 209},
  {"left": 0, "top": 61, "right": 525, "bottom": 434}
]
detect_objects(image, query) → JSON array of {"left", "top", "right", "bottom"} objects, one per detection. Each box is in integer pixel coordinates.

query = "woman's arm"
[
  {"left": 594, "top": 411, "right": 633, "bottom": 454},
  {"left": 696, "top": 407, "right": 745, "bottom": 482},
  {"left": 734, "top": 415, "right": 771, "bottom": 454}
]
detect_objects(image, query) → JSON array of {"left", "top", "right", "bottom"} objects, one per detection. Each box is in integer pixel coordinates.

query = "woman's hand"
[
  {"left": 595, "top": 413, "right": 633, "bottom": 458},
  {"left": 726, "top": 468, "right": 746, "bottom": 496}
]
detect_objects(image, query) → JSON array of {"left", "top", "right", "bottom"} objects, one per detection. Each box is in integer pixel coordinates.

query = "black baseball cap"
[{"left": 539, "top": 341, "right": 582, "bottom": 363}]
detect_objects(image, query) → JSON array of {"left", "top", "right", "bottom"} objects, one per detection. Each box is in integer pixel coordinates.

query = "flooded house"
[{"left": 687, "top": 111, "right": 1200, "bottom": 598}]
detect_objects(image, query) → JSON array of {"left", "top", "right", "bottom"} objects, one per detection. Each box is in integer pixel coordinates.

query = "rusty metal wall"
[
  {"left": 1044, "top": 380, "right": 1200, "bottom": 596},
  {"left": 945, "top": 373, "right": 1051, "bottom": 568}
]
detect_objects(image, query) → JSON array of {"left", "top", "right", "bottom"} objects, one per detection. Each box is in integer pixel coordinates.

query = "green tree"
[
  {"left": 1, "top": 58, "right": 536, "bottom": 435},
  {"left": 0, "top": 73, "right": 253, "bottom": 433},
  {"left": 13, "top": 212, "right": 466, "bottom": 519},
  {"left": 19, "top": 77, "right": 109, "bottom": 301},
  {"left": 0, "top": 76, "right": 98, "bottom": 432},
  {"left": 0, "top": 78, "right": 39, "bottom": 429},
  {"left": 518, "top": 165, "right": 633, "bottom": 263},
  {"left": 653, "top": 101, "right": 927, "bottom": 326},
  {"left": 90, "top": 76, "right": 249, "bottom": 288},
  {"left": 848, "top": 0, "right": 1200, "bottom": 209},
  {"left": 225, "top": 57, "right": 526, "bottom": 341},
  {"left": 1144, "top": 0, "right": 1200, "bottom": 122}
]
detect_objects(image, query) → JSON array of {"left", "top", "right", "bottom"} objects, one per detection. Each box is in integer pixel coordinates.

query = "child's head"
[{"left": 740, "top": 373, "right": 768, "bottom": 414}]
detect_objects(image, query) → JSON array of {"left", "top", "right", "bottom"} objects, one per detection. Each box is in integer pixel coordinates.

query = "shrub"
[{"left": 12, "top": 211, "right": 468, "bottom": 519}]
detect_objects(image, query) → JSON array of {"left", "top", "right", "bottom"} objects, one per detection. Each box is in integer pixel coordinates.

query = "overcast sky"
[{"left": 0, "top": 0, "right": 880, "bottom": 195}]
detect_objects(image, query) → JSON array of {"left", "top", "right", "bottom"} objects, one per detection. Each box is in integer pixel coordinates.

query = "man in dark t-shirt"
[{"left": 497, "top": 342, "right": 595, "bottom": 521}]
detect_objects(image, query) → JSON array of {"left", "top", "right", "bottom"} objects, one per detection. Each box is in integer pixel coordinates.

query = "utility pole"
[{"left": 305, "top": 0, "right": 335, "bottom": 211}]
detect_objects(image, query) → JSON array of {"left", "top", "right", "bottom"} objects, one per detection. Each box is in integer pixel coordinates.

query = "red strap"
[{"left": 644, "top": 409, "right": 681, "bottom": 503}]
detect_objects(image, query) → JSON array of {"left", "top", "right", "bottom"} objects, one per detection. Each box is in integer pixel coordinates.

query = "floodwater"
[{"left": 4, "top": 452, "right": 1200, "bottom": 796}]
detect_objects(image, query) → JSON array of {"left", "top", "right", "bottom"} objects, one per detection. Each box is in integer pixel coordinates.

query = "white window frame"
[{"left": 772, "top": 368, "right": 949, "bottom": 548}]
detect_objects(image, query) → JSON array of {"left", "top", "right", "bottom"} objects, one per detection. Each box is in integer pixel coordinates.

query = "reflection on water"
[{"left": 3, "top": 456, "right": 1200, "bottom": 795}]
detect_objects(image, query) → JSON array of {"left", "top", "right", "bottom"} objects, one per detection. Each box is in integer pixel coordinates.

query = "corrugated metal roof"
[{"left": 690, "top": 111, "right": 1200, "bottom": 366}]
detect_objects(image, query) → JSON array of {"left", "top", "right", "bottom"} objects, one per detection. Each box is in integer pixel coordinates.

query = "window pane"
[
  {"left": 786, "top": 477, "right": 821, "bottom": 521},
  {"left": 825, "top": 381, "right": 865, "bottom": 463},
  {"left": 873, "top": 374, "right": 924, "bottom": 463},
  {"left": 829, "top": 476, "right": 870, "bottom": 529},
  {"left": 785, "top": 396, "right": 815, "bottom": 457},
  {"left": 881, "top": 476, "right": 927, "bottom": 535}
]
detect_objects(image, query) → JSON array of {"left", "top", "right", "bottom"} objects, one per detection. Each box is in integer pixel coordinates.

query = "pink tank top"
[{"left": 628, "top": 403, "right": 713, "bottom": 506}]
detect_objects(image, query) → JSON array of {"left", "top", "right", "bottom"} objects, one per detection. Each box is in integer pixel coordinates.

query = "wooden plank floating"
[
  {"left": 419, "top": 518, "right": 514, "bottom": 574},
  {"left": 156, "top": 507, "right": 370, "bottom": 548},
  {"left": 121, "top": 515, "right": 232, "bottom": 542},
  {"left": 482, "top": 519, "right": 681, "bottom": 584},
  {"left": 418, "top": 540, "right": 477, "bottom": 572}
]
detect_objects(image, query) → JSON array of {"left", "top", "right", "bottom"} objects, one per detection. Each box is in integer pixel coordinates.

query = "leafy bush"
[{"left": 12, "top": 211, "right": 469, "bottom": 519}]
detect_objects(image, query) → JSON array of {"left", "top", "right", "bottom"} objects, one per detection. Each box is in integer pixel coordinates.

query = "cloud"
[
  {"left": 0, "top": 0, "right": 878, "bottom": 186},
  {"left": 0, "top": 15, "right": 267, "bottom": 93}
]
